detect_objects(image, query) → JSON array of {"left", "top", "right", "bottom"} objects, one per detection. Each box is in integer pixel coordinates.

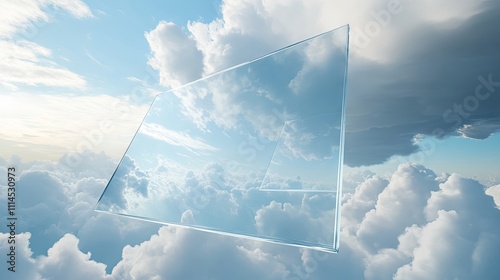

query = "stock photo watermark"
[
  {"left": 20, "top": 4, "right": 62, "bottom": 39},
  {"left": 62, "top": 69, "right": 158, "bottom": 168},
  {"left": 351, "top": 0, "right": 409, "bottom": 51},
  {"left": 397, "top": 73, "right": 500, "bottom": 165}
]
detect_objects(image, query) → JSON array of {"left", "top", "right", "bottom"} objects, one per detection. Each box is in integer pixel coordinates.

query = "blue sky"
[
  {"left": 1, "top": 0, "right": 500, "bottom": 279},
  {"left": 9, "top": 0, "right": 221, "bottom": 95}
]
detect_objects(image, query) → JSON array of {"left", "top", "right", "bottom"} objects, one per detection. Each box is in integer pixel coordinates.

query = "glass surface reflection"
[{"left": 96, "top": 25, "right": 349, "bottom": 253}]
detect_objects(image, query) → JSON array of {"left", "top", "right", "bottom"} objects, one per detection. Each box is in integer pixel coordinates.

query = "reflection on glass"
[{"left": 96, "top": 25, "right": 349, "bottom": 253}]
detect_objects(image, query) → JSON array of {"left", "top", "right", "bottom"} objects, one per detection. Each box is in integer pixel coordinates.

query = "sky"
[{"left": 0, "top": 0, "right": 499, "bottom": 279}]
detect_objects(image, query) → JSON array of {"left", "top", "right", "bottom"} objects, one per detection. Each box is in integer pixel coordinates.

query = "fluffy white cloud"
[
  {"left": 1, "top": 155, "right": 499, "bottom": 279},
  {"left": 145, "top": 21, "right": 204, "bottom": 89},
  {"left": 155, "top": 0, "right": 484, "bottom": 77},
  {"left": 0, "top": 232, "right": 39, "bottom": 279},
  {"left": 0, "top": 152, "right": 161, "bottom": 276},
  {"left": 37, "top": 234, "right": 110, "bottom": 280},
  {"left": 486, "top": 184, "right": 500, "bottom": 208},
  {"left": 355, "top": 164, "right": 440, "bottom": 252},
  {"left": 342, "top": 176, "right": 388, "bottom": 228},
  {"left": 347, "top": 165, "right": 500, "bottom": 280},
  {"left": 111, "top": 227, "right": 287, "bottom": 280}
]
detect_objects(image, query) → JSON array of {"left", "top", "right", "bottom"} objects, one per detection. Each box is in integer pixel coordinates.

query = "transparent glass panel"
[{"left": 96, "top": 25, "right": 349, "bottom": 253}]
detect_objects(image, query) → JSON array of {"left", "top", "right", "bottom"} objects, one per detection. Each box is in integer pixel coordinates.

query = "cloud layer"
[{"left": 2, "top": 153, "right": 500, "bottom": 279}]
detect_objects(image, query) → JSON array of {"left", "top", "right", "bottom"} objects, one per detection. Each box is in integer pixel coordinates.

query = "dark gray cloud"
[
  {"left": 148, "top": 2, "right": 500, "bottom": 168},
  {"left": 344, "top": 2, "right": 500, "bottom": 166}
]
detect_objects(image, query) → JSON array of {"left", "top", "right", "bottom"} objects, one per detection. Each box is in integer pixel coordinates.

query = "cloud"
[
  {"left": 146, "top": 0, "right": 500, "bottom": 167},
  {"left": 144, "top": 22, "right": 348, "bottom": 168},
  {"left": 255, "top": 201, "right": 323, "bottom": 242},
  {"left": 97, "top": 151, "right": 339, "bottom": 249},
  {"left": 0, "top": 40, "right": 87, "bottom": 89},
  {"left": 139, "top": 123, "right": 218, "bottom": 153},
  {"left": 458, "top": 120, "right": 500, "bottom": 139},
  {"left": 0, "top": 232, "right": 39, "bottom": 279},
  {"left": 346, "top": 165, "right": 500, "bottom": 280},
  {"left": 0, "top": 0, "right": 93, "bottom": 89},
  {"left": 342, "top": 176, "right": 388, "bottom": 227},
  {"left": 94, "top": 143, "right": 500, "bottom": 279},
  {"left": 48, "top": 0, "right": 94, "bottom": 19},
  {"left": 485, "top": 184, "right": 500, "bottom": 208},
  {"left": 0, "top": 152, "right": 161, "bottom": 274},
  {"left": 96, "top": 155, "right": 149, "bottom": 211},
  {"left": 186, "top": 0, "right": 292, "bottom": 74},
  {"left": 0, "top": 93, "right": 149, "bottom": 161},
  {"left": 354, "top": 164, "right": 440, "bottom": 252},
  {"left": 2, "top": 152, "right": 500, "bottom": 279},
  {"left": 341, "top": 1, "right": 500, "bottom": 166},
  {"left": 0, "top": 0, "right": 48, "bottom": 38},
  {"left": 37, "top": 234, "right": 110, "bottom": 280},
  {"left": 111, "top": 227, "right": 287, "bottom": 280},
  {"left": 392, "top": 210, "right": 468, "bottom": 279},
  {"left": 145, "top": 21, "right": 204, "bottom": 89},
  {"left": 279, "top": 118, "right": 341, "bottom": 161}
]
